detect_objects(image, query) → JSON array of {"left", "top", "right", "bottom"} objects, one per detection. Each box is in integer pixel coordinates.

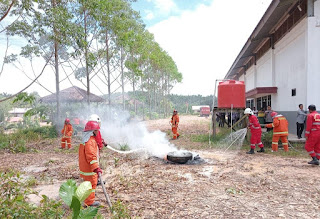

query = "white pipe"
[{"left": 209, "top": 79, "right": 230, "bottom": 145}]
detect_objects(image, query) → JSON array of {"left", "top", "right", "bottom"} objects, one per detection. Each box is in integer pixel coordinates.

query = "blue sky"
[{"left": 131, "top": 0, "right": 212, "bottom": 27}]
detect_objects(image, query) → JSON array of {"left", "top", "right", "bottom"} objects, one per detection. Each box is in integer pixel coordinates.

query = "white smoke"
[
  {"left": 68, "top": 104, "right": 177, "bottom": 158},
  {"left": 101, "top": 120, "right": 178, "bottom": 159}
]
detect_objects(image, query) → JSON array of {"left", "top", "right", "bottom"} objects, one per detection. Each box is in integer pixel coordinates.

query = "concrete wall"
[
  {"left": 245, "top": 67, "right": 255, "bottom": 92},
  {"left": 256, "top": 50, "right": 272, "bottom": 87},
  {"left": 273, "top": 18, "right": 307, "bottom": 112},
  {"left": 244, "top": 18, "right": 308, "bottom": 133},
  {"left": 306, "top": 0, "right": 320, "bottom": 108}
]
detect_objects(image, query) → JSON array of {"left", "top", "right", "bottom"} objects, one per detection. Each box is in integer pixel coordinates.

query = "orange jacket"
[
  {"left": 266, "top": 115, "right": 288, "bottom": 136},
  {"left": 171, "top": 114, "right": 179, "bottom": 128},
  {"left": 61, "top": 124, "right": 73, "bottom": 138},
  {"left": 79, "top": 136, "right": 99, "bottom": 177},
  {"left": 305, "top": 111, "right": 320, "bottom": 138}
]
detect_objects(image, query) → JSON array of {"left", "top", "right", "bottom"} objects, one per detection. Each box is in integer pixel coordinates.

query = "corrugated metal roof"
[{"left": 225, "top": 0, "right": 298, "bottom": 79}]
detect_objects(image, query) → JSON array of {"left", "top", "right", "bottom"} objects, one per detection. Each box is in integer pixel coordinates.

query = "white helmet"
[
  {"left": 244, "top": 108, "right": 253, "bottom": 115},
  {"left": 89, "top": 114, "right": 101, "bottom": 125}
]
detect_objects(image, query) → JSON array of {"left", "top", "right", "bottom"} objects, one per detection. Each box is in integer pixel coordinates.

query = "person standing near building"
[
  {"left": 79, "top": 121, "right": 102, "bottom": 207},
  {"left": 264, "top": 106, "right": 273, "bottom": 132},
  {"left": 265, "top": 112, "right": 289, "bottom": 152},
  {"left": 304, "top": 105, "right": 320, "bottom": 165},
  {"left": 253, "top": 107, "right": 258, "bottom": 117},
  {"left": 244, "top": 108, "right": 264, "bottom": 154},
  {"left": 170, "top": 110, "right": 180, "bottom": 140},
  {"left": 296, "top": 104, "right": 307, "bottom": 139},
  {"left": 61, "top": 118, "right": 73, "bottom": 149}
]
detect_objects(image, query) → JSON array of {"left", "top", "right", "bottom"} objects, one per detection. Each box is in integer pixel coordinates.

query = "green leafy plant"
[
  {"left": 0, "top": 171, "right": 64, "bottom": 218},
  {"left": 59, "top": 179, "right": 99, "bottom": 219},
  {"left": 111, "top": 200, "right": 131, "bottom": 219},
  {"left": 261, "top": 131, "right": 273, "bottom": 148},
  {"left": 119, "top": 143, "right": 129, "bottom": 151},
  {"left": 114, "top": 157, "right": 120, "bottom": 168}
]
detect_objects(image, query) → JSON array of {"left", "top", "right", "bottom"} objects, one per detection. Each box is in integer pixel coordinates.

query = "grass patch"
[
  {"left": 0, "top": 126, "right": 57, "bottom": 153},
  {"left": 190, "top": 134, "right": 210, "bottom": 142},
  {"left": 111, "top": 199, "right": 131, "bottom": 219}
]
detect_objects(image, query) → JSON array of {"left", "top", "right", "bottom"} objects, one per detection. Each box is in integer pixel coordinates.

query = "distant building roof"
[
  {"left": 8, "top": 117, "right": 23, "bottom": 122},
  {"left": 40, "top": 86, "right": 105, "bottom": 103}
]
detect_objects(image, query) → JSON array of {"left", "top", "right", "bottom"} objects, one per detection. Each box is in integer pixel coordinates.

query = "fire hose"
[{"left": 106, "top": 144, "right": 146, "bottom": 154}]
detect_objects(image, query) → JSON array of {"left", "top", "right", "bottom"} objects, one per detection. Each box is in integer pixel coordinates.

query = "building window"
[
  {"left": 292, "top": 89, "right": 296, "bottom": 96},
  {"left": 257, "top": 97, "right": 262, "bottom": 110},
  {"left": 267, "top": 95, "right": 271, "bottom": 107}
]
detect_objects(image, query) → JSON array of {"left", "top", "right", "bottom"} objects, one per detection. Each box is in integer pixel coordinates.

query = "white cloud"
[
  {"left": 145, "top": 10, "right": 154, "bottom": 20},
  {"left": 153, "top": 0, "right": 178, "bottom": 14},
  {"left": 148, "top": 0, "right": 272, "bottom": 96}
]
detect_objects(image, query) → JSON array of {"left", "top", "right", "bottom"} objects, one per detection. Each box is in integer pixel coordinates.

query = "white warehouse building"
[{"left": 224, "top": 0, "right": 320, "bottom": 134}]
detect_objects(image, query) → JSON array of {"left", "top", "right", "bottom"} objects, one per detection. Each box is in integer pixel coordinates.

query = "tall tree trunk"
[
  {"left": 52, "top": 0, "right": 60, "bottom": 122},
  {"left": 148, "top": 78, "right": 151, "bottom": 119},
  {"left": 84, "top": 10, "right": 90, "bottom": 105},
  {"left": 133, "top": 79, "right": 136, "bottom": 114},
  {"left": 120, "top": 48, "right": 125, "bottom": 110},
  {"left": 106, "top": 30, "right": 111, "bottom": 105},
  {"left": 141, "top": 77, "right": 145, "bottom": 120}
]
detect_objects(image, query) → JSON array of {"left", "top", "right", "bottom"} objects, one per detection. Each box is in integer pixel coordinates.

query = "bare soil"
[{"left": 1, "top": 115, "right": 319, "bottom": 218}]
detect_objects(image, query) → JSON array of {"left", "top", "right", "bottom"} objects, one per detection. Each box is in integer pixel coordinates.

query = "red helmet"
[
  {"left": 84, "top": 121, "right": 100, "bottom": 132},
  {"left": 65, "top": 118, "right": 70, "bottom": 123},
  {"left": 270, "top": 112, "right": 278, "bottom": 118}
]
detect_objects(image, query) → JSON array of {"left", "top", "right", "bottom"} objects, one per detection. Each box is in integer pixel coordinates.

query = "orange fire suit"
[
  {"left": 61, "top": 124, "right": 73, "bottom": 149},
  {"left": 305, "top": 111, "right": 320, "bottom": 159},
  {"left": 171, "top": 114, "right": 180, "bottom": 139},
  {"left": 248, "top": 115, "right": 264, "bottom": 149},
  {"left": 79, "top": 136, "right": 100, "bottom": 206},
  {"left": 266, "top": 114, "right": 289, "bottom": 151}
]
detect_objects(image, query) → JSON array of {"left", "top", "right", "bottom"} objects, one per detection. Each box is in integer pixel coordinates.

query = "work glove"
[{"left": 94, "top": 168, "right": 102, "bottom": 175}]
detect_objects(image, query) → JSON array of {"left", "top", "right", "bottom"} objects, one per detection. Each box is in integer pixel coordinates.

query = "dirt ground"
[{"left": 1, "top": 115, "right": 320, "bottom": 218}]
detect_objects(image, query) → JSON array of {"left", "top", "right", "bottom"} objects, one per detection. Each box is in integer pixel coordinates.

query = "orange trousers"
[
  {"left": 81, "top": 174, "right": 98, "bottom": 206},
  {"left": 272, "top": 135, "right": 288, "bottom": 151},
  {"left": 61, "top": 137, "right": 71, "bottom": 149},
  {"left": 172, "top": 127, "right": 180, "bottom": 139}
]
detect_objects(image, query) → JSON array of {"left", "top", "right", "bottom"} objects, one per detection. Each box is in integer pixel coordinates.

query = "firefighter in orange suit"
[
  {"left": 61, "top": 118, "right": 73, "bottom": 149},
  {"left": 304, "top": 104, "right": 320, "bottom": 165},
  {"left": 265, "top": 112, "right": 289, "bottom": 152},
  {"left": 79, "top": 121, "right": 102, "bottom": 207},
  {"left": 170, "top": 110, "right": 180, "bottom": 140}
]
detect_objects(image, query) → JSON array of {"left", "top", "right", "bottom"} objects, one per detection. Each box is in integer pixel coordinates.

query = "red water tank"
[{"left": 218, "top": 80, "right": 245, "bottom": 108}]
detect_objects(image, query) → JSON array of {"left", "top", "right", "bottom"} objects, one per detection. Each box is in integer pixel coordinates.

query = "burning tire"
[{"left": 166, "top": 151, "right": 193, "bottom": 164}]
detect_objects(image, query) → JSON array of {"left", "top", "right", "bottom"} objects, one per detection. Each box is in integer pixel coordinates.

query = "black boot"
[
  {"left": 308, "top": 157, "right": 319, "bottom": 165},
  {"left": 246, "top": 148, "right": 255, "bottom": 154},
  {"left": 257, "top": 147, "right": 265, "bottom": 153}
]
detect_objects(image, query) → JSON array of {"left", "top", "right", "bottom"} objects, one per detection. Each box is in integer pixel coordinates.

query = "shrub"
[
  {"left": 261, "top": 131, "right": 273, "bottom": 148},
  {"left": 0, "top": 171, "right": 65, "bottom": 218},
  {"left": 0, "top": 126, "right": 57, "bottom": 153},
  {"left": 111, "top": 200, "right": 131, "bottom": 219}
]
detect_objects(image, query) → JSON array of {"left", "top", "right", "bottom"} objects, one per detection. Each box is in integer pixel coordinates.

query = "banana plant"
[{"left": 59, "top": 179, "right": 98, "bottom": 219}]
